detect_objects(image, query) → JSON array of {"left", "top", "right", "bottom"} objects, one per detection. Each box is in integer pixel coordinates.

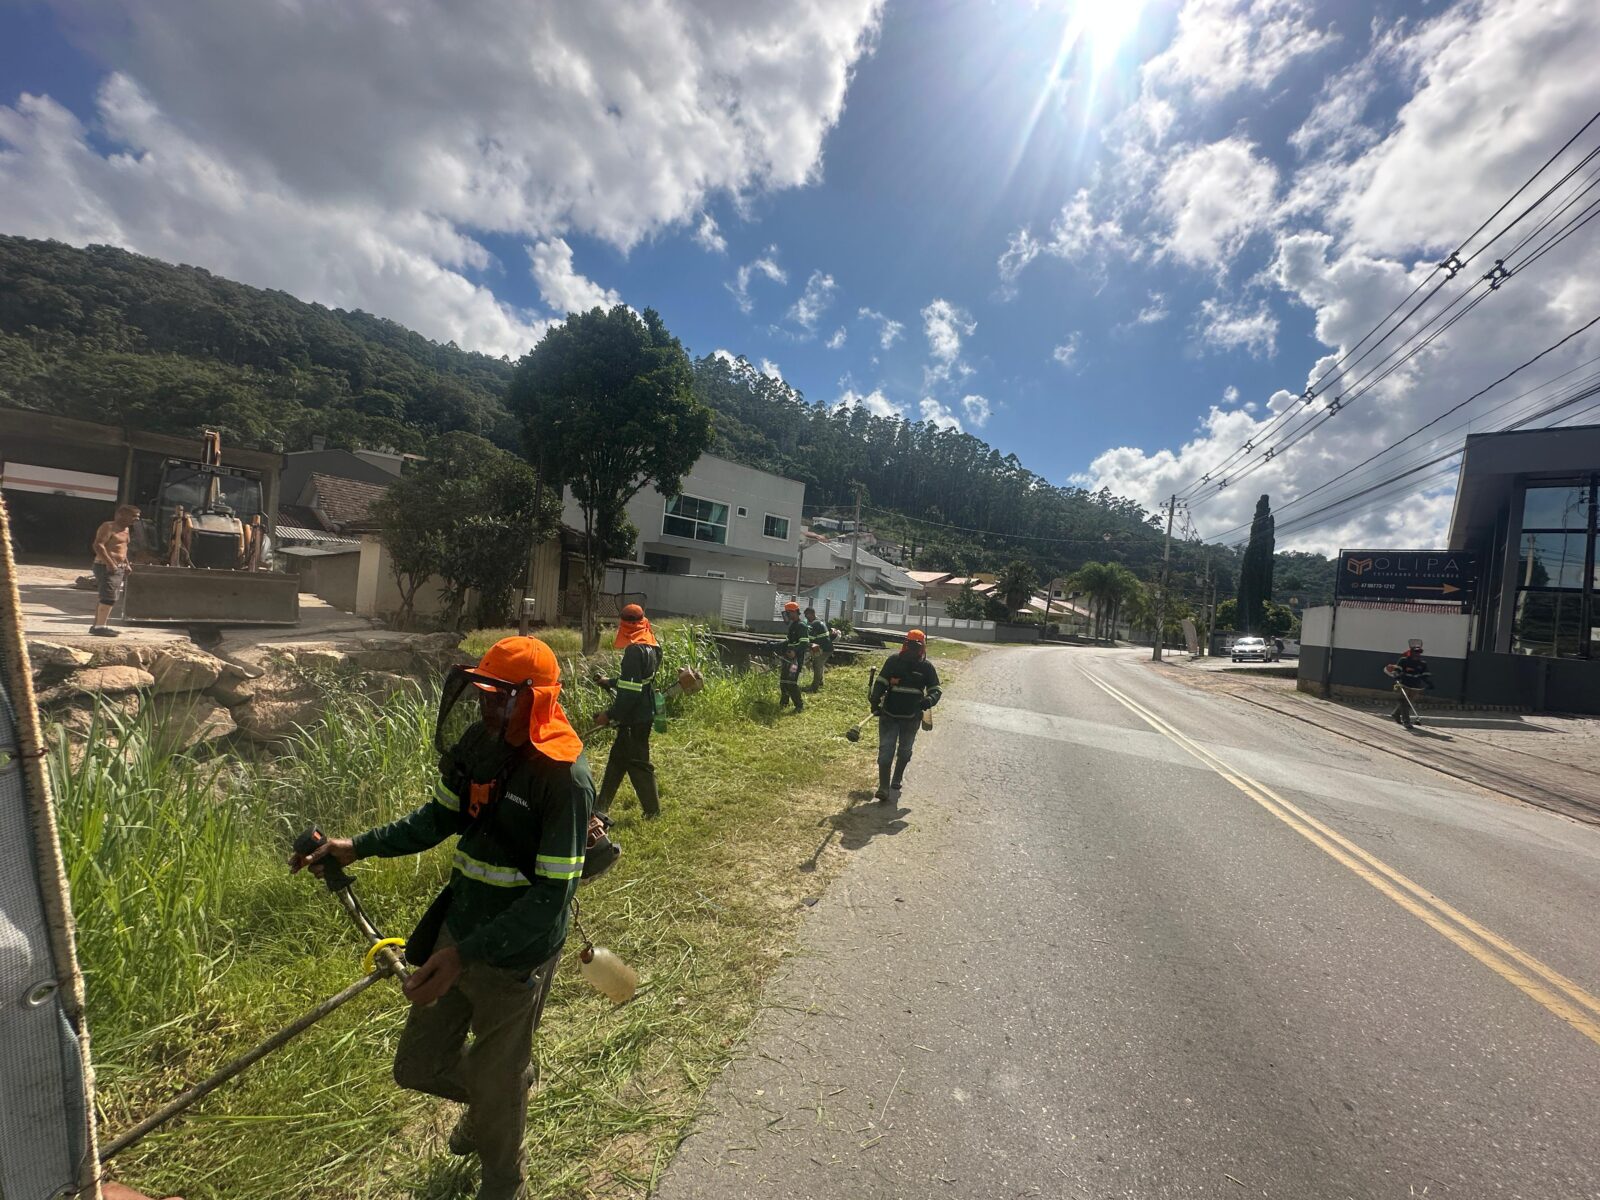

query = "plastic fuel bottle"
[{"left": 579, "top": 944, "right": 638, "bottom": 1004}]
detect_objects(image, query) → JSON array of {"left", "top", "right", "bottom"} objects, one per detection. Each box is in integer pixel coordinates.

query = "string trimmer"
[{"left": 843, "top": 667, "right": 877, "bottom": 741}]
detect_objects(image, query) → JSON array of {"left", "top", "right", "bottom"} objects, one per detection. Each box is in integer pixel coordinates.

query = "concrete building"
[
  {"left": 1299, "top": 425, "right": 1600, "bottom": 712},
  {"left": 799, "top": 538, "right": 923, "bottom": 619},
  {"left": 559, "top": 453, "right": 806, "bottom": 625}
]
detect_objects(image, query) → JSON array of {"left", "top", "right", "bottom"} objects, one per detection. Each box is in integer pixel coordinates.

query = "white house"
[
  {"left": 799, "top": 537, "right": 923, "bottom": 619},
  {"left": 560, "top": 453, "right": 806, "bottom": 626}
]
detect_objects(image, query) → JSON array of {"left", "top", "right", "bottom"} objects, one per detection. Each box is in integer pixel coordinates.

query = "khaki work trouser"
[
  {"left": 808, "top": 646, "right": 826, "bottom": 690},
  {"left": 393, "top": 927, "right": 560, "bottom": 1200}
]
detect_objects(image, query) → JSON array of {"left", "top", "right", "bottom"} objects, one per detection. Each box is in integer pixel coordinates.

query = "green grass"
[
  {"left": 925, "top": 638, "right": 985, "bottom": 662},
  {"left": 59, "top": 623, "right": 913, "bottom": 1200}
]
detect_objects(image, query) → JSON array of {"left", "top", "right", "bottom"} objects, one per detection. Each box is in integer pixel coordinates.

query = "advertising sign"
[
  {"left": 1335, "top": 549, "right": 1479, "bottom": 603},
  {"left": 1181, "top": 617, "right": 1200, "bottom": 656}
]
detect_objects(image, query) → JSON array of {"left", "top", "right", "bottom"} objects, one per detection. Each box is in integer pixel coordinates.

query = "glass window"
[
  {"left": 662, "top": 494, "right": 728, "bottom": 544},
  {"left": 1516, "top": 531, "right": 1588, "bottom": 590},
  {"left": 763, "top": 514, "right": 790, "bottom": 540},
  {"left": 1521, "top": 484, "right": 1590, "bottom": 531},
  {"left": 1513, "top": 591, "right": 1586, "bottom": 657}
]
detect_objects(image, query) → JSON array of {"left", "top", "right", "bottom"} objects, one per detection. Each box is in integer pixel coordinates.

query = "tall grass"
[
  {"left": 50, "top": 625, "right": 894, "bottom": 1199},
  {"left": 54, "top": 703, "right": 247, "bottom": 1025}
]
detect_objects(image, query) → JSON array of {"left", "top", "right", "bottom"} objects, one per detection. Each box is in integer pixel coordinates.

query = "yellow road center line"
[{"left": 1082, "top": 669, "right": 1600, "bottom": 1049}]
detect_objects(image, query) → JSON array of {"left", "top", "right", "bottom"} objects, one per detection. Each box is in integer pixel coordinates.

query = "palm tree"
[
  {"left": 1069, "top": 562, "right": 1111, "bottom": 640},
  {"left": 997, "top": 559, "right": 1039, "bottom": 615},
  {"left": 1104, "top": 563, "right": 1141, "bottom": 642}
]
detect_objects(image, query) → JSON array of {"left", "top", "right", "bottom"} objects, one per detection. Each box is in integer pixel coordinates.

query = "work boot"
[
  {"left": 889, "top": 786, "right": 902, "bottom": 803},
  {"left": 89, "top": 625, "right": 119, "bottom": 637},
  {"left": 873, "top": 787, "right": 889, "bottom": 803}
]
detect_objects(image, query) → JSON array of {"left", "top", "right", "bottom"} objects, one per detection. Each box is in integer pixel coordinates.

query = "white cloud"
[
  {"left": 826, "top": 327, "right": 847, "bottom": 349},
  {"left": 857, "top": 306, "right": 904, "bottom": 348},
  {"left": 759, "top": 358, "right": 783, "bottom": 380},
  {"left": 1135, "top": 293, "right": 1170, "bottom": 325},
  {"left": 919, "top": 398, "right": 962, "bottom": 431},
  {"left": 1143, "top": 0, "right": 1336, "bottom": 106},
  {"left": 1155, "top": 138, "right": 1279, "bottom": 268},
  {"left": 1197, "top": 298, "right": 1278, "bottom": 357},
  {"left": 527, "top": 237, "right": 622, "bottom": 314},
  {"left": 837, "top": 387, "right": 903, "bottom": 418},
  {"left": 961, "top": 394, "right": 992, "bottom": 428},
  {"left": 788, "top": 270, "right": 837, "bottom": 331},
  {"left": 998, "top": 189, "right": 1134, "bottom": 288},
  {"left": 0, "top": 1, "right": 885, "bottom": 353},
  {"left": 0, "top": 80, "right": 548, "bottom": 356},
  {"left": 694, "top": 213, "right": 727, "bottom": 254},
  {"left": 1052, "top": 333, "right": 1082, "bottom": 368},
  {"left": 1223, "top": 385, "right": 1241, "bottom": 404},
  {"left": 922, "top": 298, "right": 975, "bottom": 375},
  {"left": 727, "top": 249, "right": 787, "bottom": 314}
]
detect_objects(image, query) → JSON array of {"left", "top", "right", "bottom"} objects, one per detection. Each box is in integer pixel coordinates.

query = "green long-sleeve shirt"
[
  {"left": 604, "top": 642, "right": 661, "bottom": 726},
  {"left": 352, "top": 725, "right": 594, "bottom": 972}
]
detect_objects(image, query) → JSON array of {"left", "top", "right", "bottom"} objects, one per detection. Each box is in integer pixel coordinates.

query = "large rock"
[
  {"left": 208, "top": 676, "right": 258, "bottom": 707},
  {"left": 232, "top": 693, "right": 328, "bottom": 743},
  {"left": 39, "top": 665, "right": 156, "bottom": 705},
  {"left": 364, "top": 671, "right": 421, "bottom": 704},
  {"left": 149, "top": 694, "right": 238, "bottom": 750},
  {"left": 346, "top": 648, "right": 417, "bottom": 672},
  {"left": 26, "top": 640, "right": 93, "bottom": 670},
  {"left": 50, "top": 693, "right": 144, "bottom": 745},
  {"left": 148, "top": 646, "right": 226, "bottom": 694}
]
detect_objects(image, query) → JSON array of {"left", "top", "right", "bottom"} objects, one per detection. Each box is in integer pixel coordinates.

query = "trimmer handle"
[{"left": 293, "top": 826, "right": 353, "bottom": 892}]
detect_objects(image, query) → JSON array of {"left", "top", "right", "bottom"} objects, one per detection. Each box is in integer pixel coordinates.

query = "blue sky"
[{"left": 4, "top": 0, "right": 1598, "bottom": 550}]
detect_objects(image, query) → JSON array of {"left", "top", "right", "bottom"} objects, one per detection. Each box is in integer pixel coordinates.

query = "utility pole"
[
  {"left": 1152, "top": 493, "right": 1176, "bottom": 662},
  {"left": 846, "top": 484, "right": 864, "bottom": 625}
]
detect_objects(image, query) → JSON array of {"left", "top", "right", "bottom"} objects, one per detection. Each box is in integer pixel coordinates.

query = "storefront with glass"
[
  {"left": 1447, "top": 426, "right": 1600, "bottom": 710},
  {"left": 1451, "top": 427, "right": 1600, "bottom": 657}
]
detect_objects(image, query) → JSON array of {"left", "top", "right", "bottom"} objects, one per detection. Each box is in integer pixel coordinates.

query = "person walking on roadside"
[
  {"left": 595, "top": 603, "right": 662, "bottom": 819},
  {"left": 868, "top": 629, "right": 941, "bottom": 802},
  {"left": 778, "top": 600, "right": 807, "bottom": 713},
  {"left": 804, "top": 605, "right": 832, "bottom": 692},
  {"left": 1388, "top": 638, "right": 1433, "bottom": 729},
  {"left": 293, "top": 635, "right": 591, "bottom": 1200},
  {"left": 89, "top": 504, "right": 140, "bottom": 636}
]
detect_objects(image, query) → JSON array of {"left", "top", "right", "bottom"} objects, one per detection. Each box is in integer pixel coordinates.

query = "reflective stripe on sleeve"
[
  {"left": 615, "top": 679, "right": 645, "bottom": 692},
  {"left": 433, "top": 781, "right": 461, "bottom": 812},
  {"left": 890, "top": 686, "right": 924, "bottom": 694},
  {"left": 452, "top": 850, "right": 529, "bottom": 888},
  {"left": 535, "top": 854, "right": 583, "bottom": 881}
]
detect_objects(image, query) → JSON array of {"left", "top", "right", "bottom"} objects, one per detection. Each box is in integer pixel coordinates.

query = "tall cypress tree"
[{"left": 1236, "top": 494, "right": 1275, "bottom": 634}]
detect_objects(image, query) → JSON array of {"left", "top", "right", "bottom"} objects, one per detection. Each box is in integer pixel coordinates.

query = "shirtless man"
[{"left": 90, "top": 504, "right": 140, "bottom": 637}]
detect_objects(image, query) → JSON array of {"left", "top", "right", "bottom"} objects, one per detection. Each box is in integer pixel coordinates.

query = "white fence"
[{"left": 854, "top": 609, "right": 998, "bottom": 642}]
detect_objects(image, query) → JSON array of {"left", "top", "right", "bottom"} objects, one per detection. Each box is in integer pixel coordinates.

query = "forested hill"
[
  {"left": 0, "top": 235, "right": 1321, "bottom": 592},
  {"left": 0, "top": 235, "right": 520, "bottom": 454}
]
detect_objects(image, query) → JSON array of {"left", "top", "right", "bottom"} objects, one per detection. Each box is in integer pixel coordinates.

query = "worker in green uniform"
[
  {"left": 294, "top": 635, "right": 591, "bottom": 1200},
  {"left": 868, "top": 629, "right": 941, "bottom": 802},
  {"left": 778, "top": 600, "right": 807, "bottom": 713},
  {"left": 804, "top": 605, "right": 832, "bottom": 692},
  {"left": 595, "top": 603, "right": 662, "bottom": 818}
]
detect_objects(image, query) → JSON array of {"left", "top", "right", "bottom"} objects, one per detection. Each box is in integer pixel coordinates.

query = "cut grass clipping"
[{"left": 57, "top": 621, "right": 930, "bottom": 1199}]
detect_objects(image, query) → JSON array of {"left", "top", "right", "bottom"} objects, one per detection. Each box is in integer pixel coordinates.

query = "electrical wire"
[{"left": 1174, "top": 108, "right": 1600, "bottom": 501}]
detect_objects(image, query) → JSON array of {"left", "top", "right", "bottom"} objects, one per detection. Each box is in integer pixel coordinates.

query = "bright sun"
[{"left": 1067, "top": 0, "right": 1144, "bottom": 74}]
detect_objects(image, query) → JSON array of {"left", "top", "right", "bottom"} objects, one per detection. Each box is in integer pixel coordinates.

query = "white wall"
[
  {"left": 562, "top": 452, "right": 805, "bottom": 569},
  {"left": 1300, "top": 604, "right": 1471, "bottom": 659},
  {"left": 356, "top": 535, "right": 461, "bottom": 622}
]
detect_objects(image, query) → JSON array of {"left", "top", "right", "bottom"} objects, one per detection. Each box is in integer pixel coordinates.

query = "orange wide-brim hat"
[
  {"left": 475, "top": 636, "right": 583, "bottom": 763},
  {"left": 614, "top": 604, "right": 658, "bottom": 649}
]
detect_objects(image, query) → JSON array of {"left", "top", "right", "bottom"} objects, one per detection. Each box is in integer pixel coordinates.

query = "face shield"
[{"left": 435, "top": 665, "right": 532, "bottom": 755}]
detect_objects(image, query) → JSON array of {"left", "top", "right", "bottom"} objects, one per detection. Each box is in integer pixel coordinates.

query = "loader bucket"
[{"left": 123, "top": 565, "right": 300, "bottom": 626}]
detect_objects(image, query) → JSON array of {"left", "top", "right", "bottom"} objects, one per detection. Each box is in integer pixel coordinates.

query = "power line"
[{"left": 1175, "top": 109, "right": 1600, "bottom": 501}]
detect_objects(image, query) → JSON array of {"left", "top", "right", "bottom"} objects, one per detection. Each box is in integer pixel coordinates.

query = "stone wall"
[{"left": 27, "top": 631, "right": 471, "bottom": 750}]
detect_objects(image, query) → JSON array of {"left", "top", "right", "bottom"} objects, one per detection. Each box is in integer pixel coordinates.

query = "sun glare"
[{"left": 1066, "top": 0, "right": 1144, "bottom": 75}]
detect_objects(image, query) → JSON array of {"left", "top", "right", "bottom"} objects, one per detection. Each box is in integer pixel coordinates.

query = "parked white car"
[{"left": 1231, "top": 636, "right": 1279, "bottom": 663}]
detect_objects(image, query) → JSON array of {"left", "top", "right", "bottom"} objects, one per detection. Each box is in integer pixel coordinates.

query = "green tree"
[
  {"left": 997, "top": 559, "right": 1039, "bottom": 614},
  {"left": 507, "top": 306, "right": 711, "bottom": 652},
  {"left": 1236, "top": 494, "right": 1276, "bottom": 634},
  {"left": 369, "top": 466, "right": 449, "bottom": 630},
  {"left": 946, "top": 582, "right": 989, "bottom": 620},
  {"left": 1214, "top": 598, "right": 1240, "bottom": 632}
]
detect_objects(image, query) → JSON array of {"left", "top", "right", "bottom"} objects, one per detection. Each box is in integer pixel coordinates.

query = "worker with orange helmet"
[
  {"left": 868, "top": 629, "right": 942, "bottom": 802},
  {"left": 295, "top": 635, "right": 593, "bottom": 1200},
  {"left": 778, "top": 600, "right": 808, "bottom": 712},
  {"left": 594, "top": 603, "right": 662, "bottom": 817}
]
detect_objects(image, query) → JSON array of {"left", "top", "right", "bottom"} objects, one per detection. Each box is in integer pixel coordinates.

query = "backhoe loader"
[{"left": 122, "top": 431, "right": 300, "bottom": 625}]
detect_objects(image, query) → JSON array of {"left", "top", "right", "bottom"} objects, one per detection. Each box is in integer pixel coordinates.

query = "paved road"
[{"left": 654, "top": 646, "right": 1600, "bottom": 1200}]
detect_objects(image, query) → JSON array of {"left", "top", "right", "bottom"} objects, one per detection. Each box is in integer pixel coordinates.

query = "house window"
[
  {"left": 763, "top": 513, "right": 790, "bottom": 540},
  {"left": 1512, "top": 477, "right": 1597, "bottom": 658},
  {"left": 736, "top": 506, "right": 749, "bottom": 518},
  {"left": 663, "top": 494, "right": 729, "bottom": 545}
]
